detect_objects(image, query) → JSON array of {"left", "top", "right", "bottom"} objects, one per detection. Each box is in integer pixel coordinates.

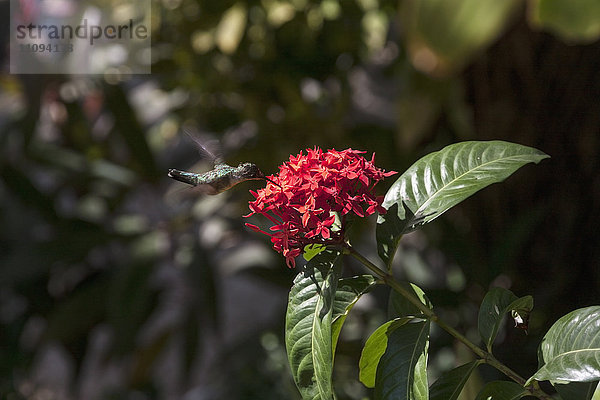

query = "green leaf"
[
  {"left": 474, "top": 381, "right": 528, "bottom": 400},
  {"left": 376, "top": 202, "right": 422, "bottom": 267},
  {"left": 359, "top": 318, "right": 430, "bottom": 400},
  {"left": 360, "top": 318, "right": 410, "bottom": 388},
  {"left": 529, "top": 0, "right": 600, "bottom": 44},
  {"left": 377, "top": 141, "right": 549, "bottom": 267},
  {"left": 108, "top": 261, "right": 157, "bottom": 354},
  {"left": 332, "top": 275, "right": 377, "bottom": 353},
  {"left": 526, "top": 306, "right": 600, "bottom": 385},
  {"left": 286, "top": 251, "right": 341, "bottom": 400},
  {"left": 104, "top": 84, "right": 160, "bottom": 180},
  {"left": 554, "top": 381, "right": 599, "bottom": 400},
  {"left": 478, "top": 287, "right": 533, "bottom": 352},
  {"left": 0, "top": 164, "right": 58, "bottom": 222},
  {"left": 304, "top": 244, "right": 327, "bottom": 261},
  {"left": 388, "top": 282, "right": 433, "bottom": 319},
  {"left": 401, "top": 0, "right": 521, "bottom": 76},
  {"left": 429, "top": 361, "right": 482, "bottom": 400},
  {"left": 44, "top": 277, "right": 109, "bottom": 343}
]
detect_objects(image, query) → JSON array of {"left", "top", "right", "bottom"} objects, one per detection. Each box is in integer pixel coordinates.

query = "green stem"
[{"left": 345, "top": 246, "right": 553, "bottom": 400}]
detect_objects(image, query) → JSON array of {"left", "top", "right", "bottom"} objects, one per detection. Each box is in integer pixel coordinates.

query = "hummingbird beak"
[
  {"left": 264, "top": 176, "right": 282, "bottom": 188},
  {"left": 168, "top": 169, "right": 196, "bottom": 186}
]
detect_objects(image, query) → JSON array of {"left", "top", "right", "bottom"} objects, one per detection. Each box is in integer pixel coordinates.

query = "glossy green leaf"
[
  {"left": 286, "top": 251, "right": 341, "bottom": 400},
  {"left": 377, "top": 141, "right": 549, "bottom": 267},
  {"left": 526, "top": 306, "right": 600, "bottom": 385},
  {"left": 376, "top": 202, "right": 410, "bottom": 268},
  {"left": 529, "top": 0, "right": 600, "bottom": 44},
  {"left": 388, "top": 282, "right": 433, "bottom": 319},
  {"left": 332, "top": 275, "right": 377, "bottom": 353},
  {"left": 554, "top": 381, "right": 599, "bottom": 400},
  {"left": 429, "top": 361, "right": 482, "bottom": 400},
  {"left": 474, "top": 381, "right": 528, "bottom": 400},
  {"left": 359, "top": 318, "right": 430, "bottom": 400},
  {"left": 478, "top": 287, "right": 533, "bottom": 352},
  {"left": 360, "top": 318, "right": 410, "bottom": 388}
]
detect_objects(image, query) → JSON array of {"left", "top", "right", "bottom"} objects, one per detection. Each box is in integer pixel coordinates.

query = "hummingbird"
[{"left": 167, "top": 132, "right": 269, "bottom": 195}]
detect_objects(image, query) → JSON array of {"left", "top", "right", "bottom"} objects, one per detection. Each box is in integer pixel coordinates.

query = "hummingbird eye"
[{"left": 241, "top": 163, "right": 263, "bottom": 178}]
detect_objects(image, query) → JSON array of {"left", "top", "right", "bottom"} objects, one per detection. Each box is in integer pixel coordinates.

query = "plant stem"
[{"left": 345, "top": 246, "right": 553, "bottom": 400}]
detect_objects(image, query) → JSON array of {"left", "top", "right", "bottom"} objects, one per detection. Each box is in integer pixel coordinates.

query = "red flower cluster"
[{"left": 245, "top": 147, "right": 396, "bottom": 268}]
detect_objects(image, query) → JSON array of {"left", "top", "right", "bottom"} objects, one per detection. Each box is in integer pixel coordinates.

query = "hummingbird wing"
[{"left": 182, "top": 128, "right": 225, "bottom": 166}]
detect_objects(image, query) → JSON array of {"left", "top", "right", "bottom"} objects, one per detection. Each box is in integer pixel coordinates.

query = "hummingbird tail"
[{"left": 168, "top": 169, "right": 197, "bottom": 186}]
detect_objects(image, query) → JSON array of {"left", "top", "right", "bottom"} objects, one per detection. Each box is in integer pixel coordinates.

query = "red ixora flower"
[{"left": 245, "top": 147, "right": 396, "bottom": 268}]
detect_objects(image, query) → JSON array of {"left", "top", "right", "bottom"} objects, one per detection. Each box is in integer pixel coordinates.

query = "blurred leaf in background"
[
  {"left": 528, "top": 0, "right": 600, "bottom": 44},
  {"left": 401, "top": 0, "right": 522, "bottom": 77}
]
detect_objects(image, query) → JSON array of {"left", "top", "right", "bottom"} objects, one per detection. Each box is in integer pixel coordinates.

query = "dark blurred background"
[{"left": 1, "top": 0, "right": 599, "bottom": 399}]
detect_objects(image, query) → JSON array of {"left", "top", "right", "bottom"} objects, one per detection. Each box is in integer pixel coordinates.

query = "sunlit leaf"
[
  {"left": 359, "top": 318, "right": 430, "bottom": 400},
  {"left": 304, "top": 244, "right": 327, "bottom": 262},
  {"left": 429, "top": 361, "right": 482, "bottom": 400},
  {"left": 285, "top": 251, "right": 341, "bottom": 400},
  {"left": 377, "top": 141, "right": 549, "bottom": 267},
  {"left": 286, "top": 269, "right": 376, "bottom": 399},
  {"left": 478, "top": 287, "right": 533, "bottom": 352},
  {"left": 474, "top": 381, "right": 528, "bottom": 400},
  {"left": 526, "top": 306, "right": 600, "bottom": 385}
]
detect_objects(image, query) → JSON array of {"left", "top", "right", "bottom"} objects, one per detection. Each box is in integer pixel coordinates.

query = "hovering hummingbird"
[{"left": 167, "top": 132, "right": 269, "bottom": 195}]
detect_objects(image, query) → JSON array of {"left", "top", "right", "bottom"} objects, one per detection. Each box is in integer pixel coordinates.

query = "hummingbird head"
[{"left": 236, "top": 162, "right": 265, "bottom": 180}]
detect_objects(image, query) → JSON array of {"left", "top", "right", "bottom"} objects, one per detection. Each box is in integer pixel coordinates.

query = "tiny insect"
[{"left": 167, "top": 131, "right": 272, "bottom": 195}]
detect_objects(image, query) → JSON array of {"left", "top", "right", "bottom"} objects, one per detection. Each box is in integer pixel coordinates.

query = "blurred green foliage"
[{"left": 1, "top": 0, "right": 599, "bottom": 399}]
